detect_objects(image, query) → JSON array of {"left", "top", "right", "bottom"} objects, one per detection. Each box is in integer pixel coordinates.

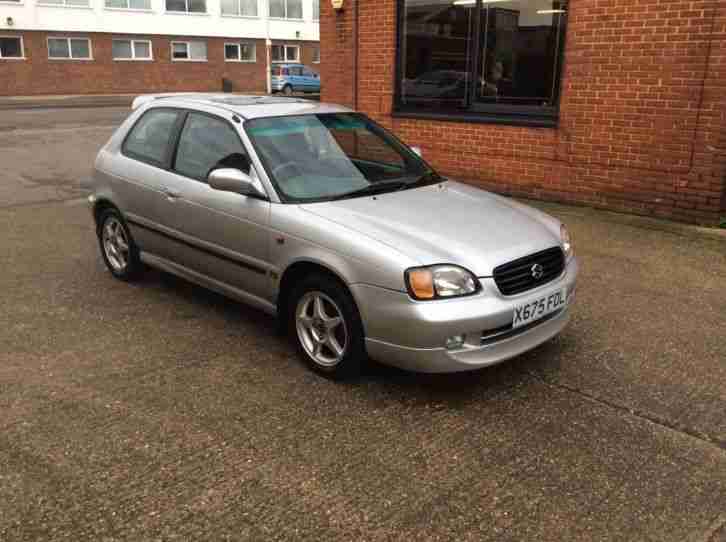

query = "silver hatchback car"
[{"left": 90, "top": 94, "right": 578, "bottom": 378}]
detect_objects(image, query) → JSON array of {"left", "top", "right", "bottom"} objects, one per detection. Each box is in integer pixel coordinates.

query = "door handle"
[{"left": 164, "top": 188, "right": 181, "bottom": 200}]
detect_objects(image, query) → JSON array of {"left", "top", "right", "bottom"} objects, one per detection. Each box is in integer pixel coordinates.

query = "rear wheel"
[
  {"left": 282, "top": 84, "right": 293, "bottom": 96},
  {"left": 97, "top": 207, "right": 143, "bottom": 281},
  {"left": 288, "top": 275, "right": 366, "bottom": 379}
]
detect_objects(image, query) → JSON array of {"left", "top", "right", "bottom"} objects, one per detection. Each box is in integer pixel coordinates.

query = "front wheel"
[
  {"left": 282, "top": 84, "right": 293, "bottom": 96},
  {"left": 288, "top": 275, "right": 366, "bottom": 379}
]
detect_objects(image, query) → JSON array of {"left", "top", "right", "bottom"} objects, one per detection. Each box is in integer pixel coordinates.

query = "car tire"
[
  {"left": 288, "top": 274, "right": 366, "bottom": 380},
  {"left": 282, "top": 85, "right": 293, "bottom": 96},
  {"left": 97, "top": 207, "right": 143, "bottom": 281}
]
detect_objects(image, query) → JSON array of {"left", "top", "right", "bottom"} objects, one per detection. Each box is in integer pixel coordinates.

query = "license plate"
[{"left": 512, "top": 288, "right": 567, "bottom": 329}]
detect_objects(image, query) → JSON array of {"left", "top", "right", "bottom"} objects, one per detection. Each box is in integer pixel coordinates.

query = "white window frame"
[
  {"left": 224, "top": 42, "right": 256, "bottom": 63},
  {"left": 0, "top": 35, "right": 25, "bottom": 59},
  {"left": 112, "top": 39, "right": 153, "bottom": 61},
  {"left": 268, "top": 0, "right": 303, "bottom": 20},
  {"left": 104, "top": 0, "right": 152, "bottom": 11},
  {"left": 271, "top": 44, "right": 300, "bottom": 63},
  {"left": 47, "top": 37, "right": 93, "bottom": 60},
  {"left": 220, "top": 0, "right": 258, "bottom": 18},
  {"left": 170, "top": 40, "right": 207, "bottom": 62},
  {"left": 38, "top": 0, "right": 91, "bottom": 8},
  {"left": 165, "top": 0, "right": 207, "bottom": 14}
]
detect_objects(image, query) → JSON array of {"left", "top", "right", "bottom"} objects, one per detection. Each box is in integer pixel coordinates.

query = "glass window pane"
[
  {"left": 286, "top": 0, "right": 302, "bottom": 19},
  {"left": 66, "top": 0, "right": 90, "bottom": 6},
  {"left": 312, "top": 46, "right": 320, "bottom": 63},
  {"left": 271, "top": 45, "right": 283, "bottom": 62},
  {"left": 313, "top": 0, "right": 319, "bottom": 20},
  {"left": 477, "top": 0, "right": 565, "bottom": 107},
  {"left": 41, "top": 0, "right": 64, "bottom": 4},
  {"left": 225, "top": 44, "right": 239, "bottom": 60},
  {"left": 48, "top": 38, "right": 70, "bottom": 58},
  {"left": 129, "top": 0, "right": 151, "bottom": 8},
  {"left": 269, "top": 0, "right": 284, "bottom": 18},
  {"left": 286, "top": 46, "right": 299, "bottom": 62},
  {"left": 189, "top": 41, "right": 207, "bottom": 59},
  {"left": 106, "top": 0, "right": 128, "bottom": 7},
  {"left": 175, "top": 113, "right": 247, "bottom": 181},
  {"left": 400, "top": 0, "right": 473, "bottom": 108},
  {"left": 124, "top": 110, "right": 179, "bottom": 165},
  {"left": 166, "top": 0, "right": 186, "bottom": 11},
  {"left": 70, "top": 39, "right": 90, "bottom": 59},
  {"left": 188, "top": 0, "right": 206, "bottom": 12},
  {"left": 240, "top": 43, "right": 255, "bottom": 61},
  {"left": 134, "top": 41, "right": 151, "bottom": 59},
  {"left": 240, "top": 0, "right": 256, "bottom": 16},
  {"left": 0, "top": 38, "right": 22, "bottom": 58},
  {"left": 113, "top": 40, "right": 132, "bottom": 59},
  {"left": 221, "top": 0, "right": 237, "bottom": 15},
  {"left": 172, "top": 43, "right": 189, "bottom": 59}
]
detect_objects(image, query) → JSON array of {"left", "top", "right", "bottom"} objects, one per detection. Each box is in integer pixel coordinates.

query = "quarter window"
[
  {"left": 48, "top": 37, "right": 92, "bottom": 60},
  {"left": 269, "top": 0, "right": 302, "bottom": 19},
  {"left": 224, "top": 42, "right": 256, "bottom": 62},
  {"left": 123, "top": 109, "right": 180, "bottom": 166},
  {"left": 174, "top": 113, "right": 249, "bottom": 181},
  {"left": 221, "top": 0, "right": 257, "bottom": 16},
  {"left": 165, "top": 0, "right": 206, "bottom": 13},
  {"left": 171, "top": 41, "right": 207, "bottom": 61},
  {"left": 105, "top": 0, "right": 152, "bottom": 9},
  {"left": 0, "top": 37, "right": 24, "bottom": 59},
  {"left": 271, "top": 44, "right": 300, "bottom": 63},
  {"left": 396, "top": 0, "right": 568, "bottom": 125},
  {"left": 112, "top": 39, "right": 152, "bottom": 60}
]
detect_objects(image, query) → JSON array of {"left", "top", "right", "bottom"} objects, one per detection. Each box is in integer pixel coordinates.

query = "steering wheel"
[{"left": 271, "top": 161, "right": 301, "bottom": 179}]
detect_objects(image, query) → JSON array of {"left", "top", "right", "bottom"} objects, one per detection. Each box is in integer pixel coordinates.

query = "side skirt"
[{"left": 140, "top": 251, "right": 278, "bottom": 317}]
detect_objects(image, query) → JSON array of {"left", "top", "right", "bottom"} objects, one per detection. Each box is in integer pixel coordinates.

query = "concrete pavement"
[{"left": 0, "top": 107, "right": 724, "bottom": 541}]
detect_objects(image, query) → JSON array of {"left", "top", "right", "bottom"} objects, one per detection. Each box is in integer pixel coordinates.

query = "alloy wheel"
[
  {"left": 102, "top": 216, "right": 130, "bottom": 273},
  {"left": 295, "top": 291, "right": 348, "bottom": 367}
]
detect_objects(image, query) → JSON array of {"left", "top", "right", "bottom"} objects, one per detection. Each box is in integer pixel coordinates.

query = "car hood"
[{"left": 301, "top": 181, "right": 562, "bottom": 277}]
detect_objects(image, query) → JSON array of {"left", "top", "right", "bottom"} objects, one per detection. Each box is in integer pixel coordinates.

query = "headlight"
[
  {"left": 405, "top": 265, "right": 480, "bottom": 301},
  {"left": 561, "top": 224, "right": 574, "bottom": 259}
]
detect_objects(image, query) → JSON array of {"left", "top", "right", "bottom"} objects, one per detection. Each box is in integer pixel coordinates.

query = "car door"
[
  {"left": 155, "top": 110, "right": 272, "bottom": 301},
  {"left": 116, "top": 107, "right": 185, "bottom": 262},
  {"left": 302, "top": 67, "right": 320, "bottom": 92},
  {"left": 288, "top": 65, "right": 303, "bottom": 91}
]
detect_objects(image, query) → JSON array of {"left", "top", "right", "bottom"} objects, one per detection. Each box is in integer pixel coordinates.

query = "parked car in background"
[
  {"left": 90, "top": 94, "right": 578, "bottom": 379},
  {"left": 271, "top": 64, "right": 321, "bottom": 95}
]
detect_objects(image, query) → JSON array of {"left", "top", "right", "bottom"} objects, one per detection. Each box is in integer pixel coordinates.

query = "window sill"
[
  {"left": 0, "top": 57, "right": 26, "bottom": 60},
  {"left": 225, "top": 59, "right": 256, "bottom": 63},
  {"left": 104, "top": 7, "right": 154, "bottom": 13},
  {"left": 391, "top": 109, "right": 558, "bottom": 129},
  {"left": 220, "top": 14, "right": 259, "bottom": 19},
  {"left": 48, "top": 57, "right": 94, "bottom": 61},
  {"left": 172, "top": 58, "right": 208, "bottom": 62},
  {"left": 0, "top": 1, "right": 23, "bottom": 5},
  {"left": 267, "top": 17, "right": 304, "bottom": 22},
  {"left": 163, "top": 10, "right": 209, "bottom": 15},
  {"left": 37, "top": 3, "right": 92, "bottom": 8},
  {"left": 113, "top": 58, "right": 154, "bottom": 61}
]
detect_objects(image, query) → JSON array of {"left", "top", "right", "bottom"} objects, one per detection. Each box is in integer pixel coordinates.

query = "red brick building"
[{"left": 320, "top": 0, "right": 726, "bottom": 225}]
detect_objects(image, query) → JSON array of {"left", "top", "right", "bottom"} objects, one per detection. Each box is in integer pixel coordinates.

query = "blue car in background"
[{"left": 271, "top": 64, "right": 321, "bottom": 95}]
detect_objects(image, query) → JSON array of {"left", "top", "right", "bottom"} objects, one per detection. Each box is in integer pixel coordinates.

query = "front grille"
[{"left": 493, "top": 247, "right": 565, "bottom": 296}]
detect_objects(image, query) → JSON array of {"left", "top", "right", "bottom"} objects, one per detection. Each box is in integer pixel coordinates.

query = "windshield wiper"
[
  {"left": 411, "top": 170, "right": 445, "bottom": 186},
  {"left": 330, "top": 180, "right": 409, "bottom": 201}
]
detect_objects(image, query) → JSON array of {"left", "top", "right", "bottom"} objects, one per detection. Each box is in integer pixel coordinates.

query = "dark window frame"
[{"left": 393, "top": 0, "right": 568, "bottom": 128}]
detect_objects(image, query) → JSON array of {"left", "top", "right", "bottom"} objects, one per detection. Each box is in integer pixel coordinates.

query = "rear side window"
[
  {"left": 174, "top": 113, "right": 248, "bottom": 181},
  {"left": 123, "top": 109, "right": 180, "bottom": 166}
]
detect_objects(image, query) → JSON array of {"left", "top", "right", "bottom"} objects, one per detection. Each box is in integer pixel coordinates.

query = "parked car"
[
  {"left": 90, "top": 94, "right": 578, "bottom": 379},
  {"left": 271, "top": 64, "right": 320, "bottom": 95}
]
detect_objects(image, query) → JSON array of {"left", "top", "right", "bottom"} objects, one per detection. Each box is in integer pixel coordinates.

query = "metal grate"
[{"left": 493, "top": 247, "right": 565, "bottom": 296}]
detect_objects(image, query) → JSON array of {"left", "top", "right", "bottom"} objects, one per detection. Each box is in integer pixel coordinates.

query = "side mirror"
[
  {"left": 208, "top": 168, "right": 267, "bottom": 199},
  {"left": 411, "top": 146, "right": 422, "bottom": 158}
]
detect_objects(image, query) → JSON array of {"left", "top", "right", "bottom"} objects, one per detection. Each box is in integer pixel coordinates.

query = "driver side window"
[{"left": 174, "top": 112, "right": 249, "bottom": 182}]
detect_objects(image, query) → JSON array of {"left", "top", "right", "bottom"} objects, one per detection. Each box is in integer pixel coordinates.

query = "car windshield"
[{"left": 244, "top": 113, "right": 437, "bottom": 202}]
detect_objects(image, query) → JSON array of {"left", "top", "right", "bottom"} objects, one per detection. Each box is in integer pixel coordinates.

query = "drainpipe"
[{"left": 266, "top": 15, "right": 272, "bottom": 95}]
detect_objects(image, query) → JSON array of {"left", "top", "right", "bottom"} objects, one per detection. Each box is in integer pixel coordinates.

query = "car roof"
[{"left": 132, "top": 93, "right": 352, "bottom": 120}]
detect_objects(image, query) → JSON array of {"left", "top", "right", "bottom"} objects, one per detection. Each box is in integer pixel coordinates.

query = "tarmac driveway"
[{"left": 0, "top": 107, "right": 724, "bottom": 541}]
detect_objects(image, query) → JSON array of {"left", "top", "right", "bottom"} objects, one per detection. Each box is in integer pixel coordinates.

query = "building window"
[
  {"left": 105, "top": 0, "right": 151, "bottom": 10},
  {"left": 395, "top": 0, "right": 567, "bottom": 125},
  {"left": 38, "top": 0, "right": 90, "bottom": 7},
  {"left": 171, "top": 40, "right": 207, "bottom": 61},
  {"left": 271, "top": 44, "right": 300, "bottom": 63},
  {"left": 313, "top": 0, "right": 319, "bottom": 20},
  {"left": 269, "top": 0, "right": 302, "bottom": 19},
  {"left": 221, "top": 0, "right": 257, "bottom": 16},
  {"left": 48, "top": 37, "right": 92, "bottom": 59},
  {"left": 165, "top": 0, "right": 206, "bottom": 13},
  {"left": 113, "top": 39, "right": 153, "bottom": 60},
  {"left": 312, "top": 45, "right": 320, "bottom": 63},
  {"left": 0, "top": 37, "right": 24, "bottom": 59},
  {"left": 224, "top": 42, "right": 256, "bottom": 62}
]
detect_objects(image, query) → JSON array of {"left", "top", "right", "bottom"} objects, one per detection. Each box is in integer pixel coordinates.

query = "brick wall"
[
  {"left": 0, "top": 30, "right": 319, "bottom": 97},
  {"left": 321, "top": 0, "right": 726, "bottom": 225}
]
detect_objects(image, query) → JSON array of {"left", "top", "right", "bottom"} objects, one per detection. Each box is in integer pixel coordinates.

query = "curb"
[{"left": 0, "top": 96, "right": 134, "bottom": 110}]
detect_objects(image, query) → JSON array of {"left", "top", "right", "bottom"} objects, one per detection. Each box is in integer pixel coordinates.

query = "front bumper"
[{"left": 352, "top": 256, "right": 579, "bottom": 373}]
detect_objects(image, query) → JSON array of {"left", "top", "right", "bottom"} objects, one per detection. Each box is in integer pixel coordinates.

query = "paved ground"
[{"left": 0, "top": 107, "right": 725, "bottom": 541}]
